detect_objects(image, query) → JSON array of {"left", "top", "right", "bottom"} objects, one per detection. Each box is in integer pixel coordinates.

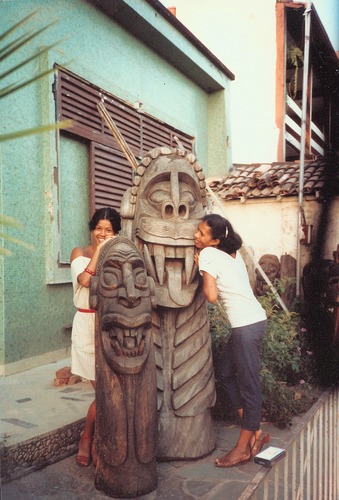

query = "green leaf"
[
  {"left": 0, "top": 10, "right": 38, "bottom": 44},
  {"left": 0, "top": 21, "right": 58, "bottom": 63},
  {"left": 0, "top": 232, "right": 34, "bottom": 252},
  {"left": 0, "top": 65, "right": 59, "bottom": 98},
  {"left": 0, "top": 120, "right": 73, "bottom": 142},
  {"left": 0, "top": 39, "right": 68, "bottom": 81}
]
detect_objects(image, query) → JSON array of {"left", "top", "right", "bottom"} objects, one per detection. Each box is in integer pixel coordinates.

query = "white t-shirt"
[{"left": 199, "top": 246, "right": 266, "bottom": 328}]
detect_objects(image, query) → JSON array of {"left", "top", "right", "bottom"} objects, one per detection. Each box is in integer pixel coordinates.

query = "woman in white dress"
[{"left": 70, "top": 207, "right": 121, "bottom": 467}]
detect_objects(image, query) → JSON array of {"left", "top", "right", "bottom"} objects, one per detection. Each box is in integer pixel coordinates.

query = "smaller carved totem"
[{"left": 90, "top": 236, "right": 158, "bottom": 498}]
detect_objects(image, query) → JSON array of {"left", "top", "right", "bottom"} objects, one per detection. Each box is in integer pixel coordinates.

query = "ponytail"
[{"left": 201, "top": 214, "right": 242, "bottom": 254}]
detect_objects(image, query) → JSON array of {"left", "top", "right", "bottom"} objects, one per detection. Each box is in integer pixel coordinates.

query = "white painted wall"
[
  {"left": 210, "top": 195, "right": 337, "bottom": 275},
  {"left": 161, "top": 0, "right": 338, "bottom": 164}
]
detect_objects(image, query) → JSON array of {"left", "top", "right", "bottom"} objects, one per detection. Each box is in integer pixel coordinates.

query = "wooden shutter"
[
  {"left": 90, "top": 142, "right": 133, "bottom": 212},
  {"left": 55, "top": 67, "right": 194, "bottom": 154},
  {"left": 55, "top": 67, "right": 194, "bottom": 213},
  {"left": 55, "top": 68, "right": 141, "bottom": 156},
  {"left": 140, "top": 115, "right": 193, "bottom": 154}
]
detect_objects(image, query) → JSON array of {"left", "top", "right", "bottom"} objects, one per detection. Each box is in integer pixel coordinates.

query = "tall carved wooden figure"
[
  {"left": 90, "top": 236, "right": 158, "bottom": 498},
  {"left": 120, "top": 146, "right": 216, "bottom": 460}
]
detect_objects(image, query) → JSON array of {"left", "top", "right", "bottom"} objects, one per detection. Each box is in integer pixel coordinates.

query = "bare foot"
[{"left": 215, "top": 447, "right": 251, "bottom": 468}]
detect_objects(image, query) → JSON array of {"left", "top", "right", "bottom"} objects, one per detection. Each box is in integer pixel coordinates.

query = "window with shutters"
[{"left": 54, "top": 67, "right": 195, "bottom": 216}]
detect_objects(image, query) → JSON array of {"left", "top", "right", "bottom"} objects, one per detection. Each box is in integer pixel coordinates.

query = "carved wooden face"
[
  {"left": 255, "top": 254, "right": 280, "bottom": 296},
  {"left": 128, "top": 150, "right": 207, "bottom": 308},
  {"left": 91, "top": 237, "right": 156, "bottom": 374}
]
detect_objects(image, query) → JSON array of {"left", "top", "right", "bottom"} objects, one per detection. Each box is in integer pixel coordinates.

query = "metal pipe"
[{"left": 296, "top": 1, "right": 312, "bottom": 296}]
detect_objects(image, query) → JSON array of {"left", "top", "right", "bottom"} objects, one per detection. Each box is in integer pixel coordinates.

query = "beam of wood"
[{"left": 97, "top": 101, "right": 138, "bottom": 171}]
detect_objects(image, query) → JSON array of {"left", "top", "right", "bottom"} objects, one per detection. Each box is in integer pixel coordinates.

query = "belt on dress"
[{"left": 77, "top": 308, "right": 96, "bottom": 313}]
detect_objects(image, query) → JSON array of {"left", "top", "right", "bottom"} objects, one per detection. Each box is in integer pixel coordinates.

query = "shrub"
[{"left": 209, "top": 283, "right": 318, "bottom": 428}]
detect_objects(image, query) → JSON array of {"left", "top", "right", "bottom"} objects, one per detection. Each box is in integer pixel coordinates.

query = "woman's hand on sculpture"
[{"left": 97, "top": 235, "right": 117, "bottom": 251}]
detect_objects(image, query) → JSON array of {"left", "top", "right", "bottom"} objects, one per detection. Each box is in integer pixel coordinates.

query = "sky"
[{"left": 160, "top": 0, "right": 339, "bottom": 53}]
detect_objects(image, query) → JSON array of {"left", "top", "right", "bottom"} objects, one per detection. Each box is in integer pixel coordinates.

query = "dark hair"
[
  {"left": 88, "top": 207, "right": 121, "bottom": 233},
  {"left": 202, "top": 214, "right": 242, "bottom": 254}
]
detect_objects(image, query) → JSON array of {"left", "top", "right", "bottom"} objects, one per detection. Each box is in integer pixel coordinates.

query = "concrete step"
[{"left": 0, "top": 359, "right": 94, "bottom": 482}]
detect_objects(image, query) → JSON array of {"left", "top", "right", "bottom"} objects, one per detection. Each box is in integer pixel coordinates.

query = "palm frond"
[
  {"left": 0, "top": 39, "right": 67, "bottom": 81},
  {"left": 0, "top": 11, "right": 72, "bottom": 256},
  {"left": 0, "top": 21, "right": 58, "bottom": 63},
  {"left": 0, "top": 65, "right": 60, "bottom": 99},
  {"left": 0, "top": 216, "right": 34, "bottom": 256},
  {"left": 0, "top": 10, "right": 38, "bottom": 43},
  {"left": 0, "top": 120, "right": 73, "bottom": 142}
]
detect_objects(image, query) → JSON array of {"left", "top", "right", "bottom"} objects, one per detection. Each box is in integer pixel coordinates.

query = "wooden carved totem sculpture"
[
  {"left": 90, "top": 236, "right": 158, "bottom": 498},
  {"left": 120, "top": 146, "right": 216, "bottom": 460}
]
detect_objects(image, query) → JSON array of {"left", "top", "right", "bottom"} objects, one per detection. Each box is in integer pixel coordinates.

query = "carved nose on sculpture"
[
  {"left": 162, "top": 200, "right": 189, "bottom": 220},
  {"left": 117, "top": 283, "right": 140, "bottom": 306},
  {"left": 121, "top": 262, "right": 140, "bottom": 306}
]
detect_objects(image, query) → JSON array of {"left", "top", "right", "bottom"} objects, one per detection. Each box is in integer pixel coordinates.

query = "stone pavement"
[{"left": 0, "top": 358, "right": 303, "bottom": 499}]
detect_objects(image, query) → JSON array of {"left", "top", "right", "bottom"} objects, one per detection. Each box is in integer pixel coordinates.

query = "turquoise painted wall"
[{"left": 1, "top": 0, "right": 230, "bottom": 371}]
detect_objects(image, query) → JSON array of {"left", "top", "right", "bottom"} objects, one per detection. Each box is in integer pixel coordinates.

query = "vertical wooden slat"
[
  {"left": 319, "top": 408, "right": 323, "bottom": 500},
  {"left": 91, "top": 142, "right": 133, "bottom": 212},
  {"left": 306, "top": 424, "right": 311, "bottom": 500},
  {"left": 324, "top": 401, "right": 328, "bottom": 500}
]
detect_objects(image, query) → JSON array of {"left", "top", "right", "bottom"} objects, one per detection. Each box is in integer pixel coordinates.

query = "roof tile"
[{"left": 207, "top": 159, "right": 328, "bottom": 200}]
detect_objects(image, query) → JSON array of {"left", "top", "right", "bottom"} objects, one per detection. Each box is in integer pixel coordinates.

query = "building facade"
[{"left": 0, "top": 0, "right": 234, "bottom": 374}]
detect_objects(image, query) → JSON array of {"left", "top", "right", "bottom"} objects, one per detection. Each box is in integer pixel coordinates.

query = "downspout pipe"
[{"left": 296, "top": 1, "right": 312, "bottom": 297}]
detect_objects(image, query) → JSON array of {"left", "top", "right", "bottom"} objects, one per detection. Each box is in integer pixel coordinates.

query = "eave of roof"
[
  {"left": 145, "top": 0, "right": 235, "bottom": 80},
  {"left": 88, "top": 0, "right": 235, "bottom": 93},
  {"left": 286, "top": 2, "right": 339, "bottom": 70},
  {"left": 207, "top": 159, "right": 330, "bottom": 202}
]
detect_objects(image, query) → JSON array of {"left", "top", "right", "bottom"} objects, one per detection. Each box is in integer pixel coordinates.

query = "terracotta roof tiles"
[{"left": 207, "top": 159, "right": 328, "bottom": 200}]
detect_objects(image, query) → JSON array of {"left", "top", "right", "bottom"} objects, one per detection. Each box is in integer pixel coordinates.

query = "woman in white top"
[
  {"left": 194, "top": 214, "right": 269, "bottom": 468},
  {"left": 71, "top": 207, "right": 121, "bottom": 467}
]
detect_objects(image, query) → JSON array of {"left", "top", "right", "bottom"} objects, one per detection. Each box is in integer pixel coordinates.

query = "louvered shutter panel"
[
  {"left": 90, "top": 142, "right": 133, "bottom": 212},
  {"left": 56, "top": 69, "right": 141, "bottom": 156},
  {"left": 141, "top": 115, "right": 194, "bottom": 154},
  {"left": 55, "top": 67, "right": 194, "bottom": 214}
]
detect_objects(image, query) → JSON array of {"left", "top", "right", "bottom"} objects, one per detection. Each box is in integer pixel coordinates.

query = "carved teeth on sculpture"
[
  {"left": 136, "top": 329, "right": 143, "bottom": 345},
  {"left": 191, "top": 263, "right": 198, "bottom": 282},
  {"left": 115, "top": 329, "right": 124, "bottom": 347},
  {"left": 124, "top": 337, "right": 135, "bottom": 349},
  {"left": 175, "top": 247, "right": 185, "bottom": 258},
  {"left": 184, "top": 247, "right": 195, "bottom": 285},
  {"left": 143, "top": 244, "right": 157, "bottom": 282},
  {"left": 164, "top": 246, "right": 175, "bottom": 258},
  {"left": 141, "top": 239, "right": 197, "bottom": 287},
  {"left": 153, "top": 244, "right": 165, "bottom": 285}
]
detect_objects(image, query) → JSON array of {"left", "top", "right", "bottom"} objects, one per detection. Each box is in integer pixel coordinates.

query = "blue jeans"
[{"left": 217, "top": 320, "right": 267, "bottom": 431}]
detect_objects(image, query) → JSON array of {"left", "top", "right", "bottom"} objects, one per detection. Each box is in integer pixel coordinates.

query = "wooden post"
[{"left": 97, "top": 101, "right": 138, "bottom": 171}]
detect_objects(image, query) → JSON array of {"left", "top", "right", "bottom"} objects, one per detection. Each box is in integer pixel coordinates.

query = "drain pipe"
[{"left": 296, "top": 0, "right": 312, "bottom": 297}]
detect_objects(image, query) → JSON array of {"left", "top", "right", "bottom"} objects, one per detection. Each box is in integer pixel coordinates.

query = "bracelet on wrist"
[{"left": 84, "top": 267, "right": 95, "bottom": 276}]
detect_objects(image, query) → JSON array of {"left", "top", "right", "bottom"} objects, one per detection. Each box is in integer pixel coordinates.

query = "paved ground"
[{"left": 0, "top": 358, "right": 303, "bottom": 499}]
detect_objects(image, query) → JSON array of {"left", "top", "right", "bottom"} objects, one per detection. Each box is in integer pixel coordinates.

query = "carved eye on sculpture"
[
  {"left": 102, "top": 268, "right": 122, "bottom": 290},
  {"left": 134, "top": 268, "right": 148, "bottom": 290},
  {"left": 180, "top": 188, "right": 196, "bottom": 210},
  {"left": 148, "top": 187, "right": 171, "bottom": 209}
]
